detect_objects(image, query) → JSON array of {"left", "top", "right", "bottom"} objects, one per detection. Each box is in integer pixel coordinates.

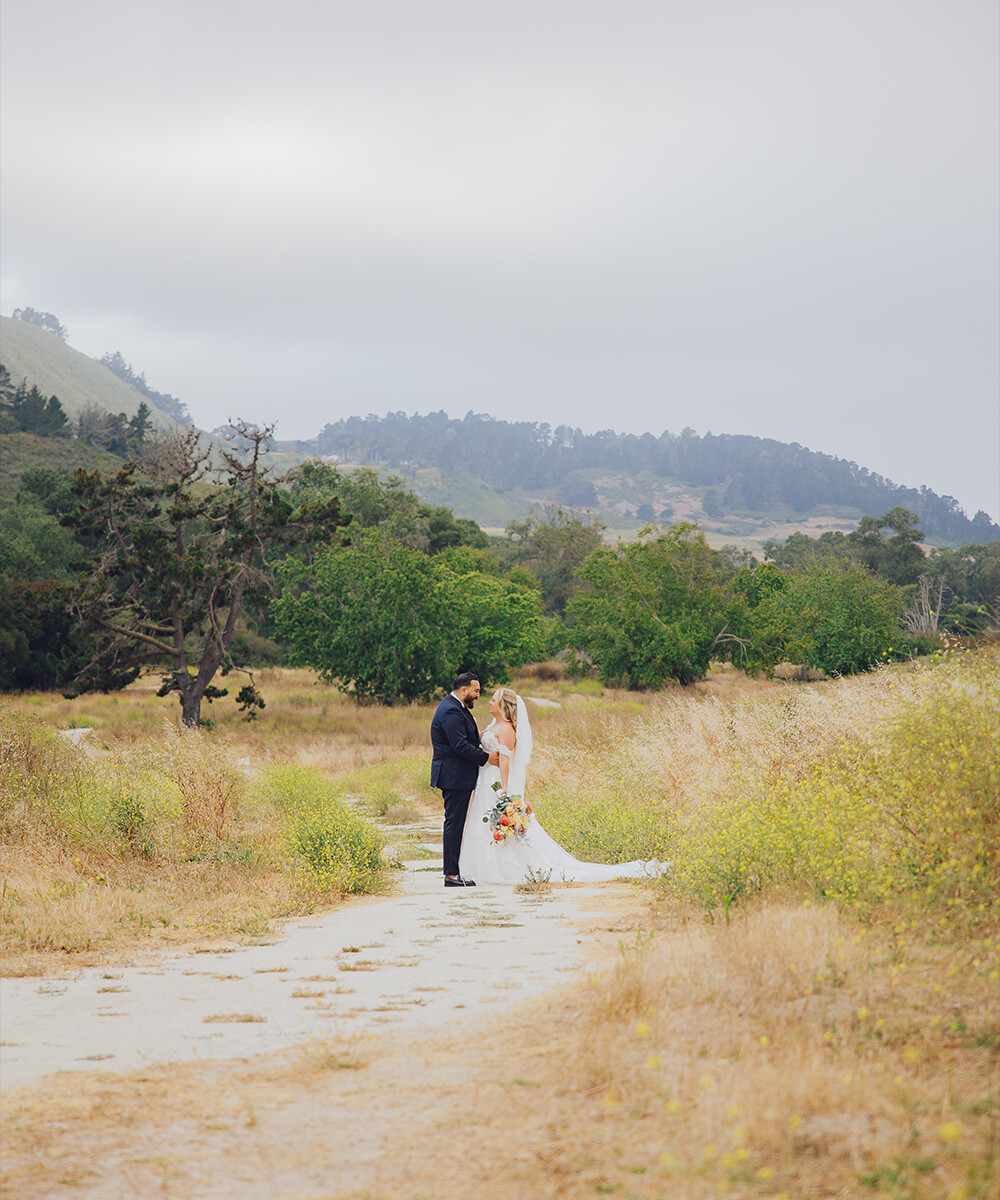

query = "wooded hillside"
[{"left": 281, "top": 412, "right": 997, "bottom": 544}]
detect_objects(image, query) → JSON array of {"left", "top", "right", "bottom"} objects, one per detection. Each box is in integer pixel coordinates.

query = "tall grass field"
[{"left": 1, "top": 649, "right": 996, "bottom": 1197}]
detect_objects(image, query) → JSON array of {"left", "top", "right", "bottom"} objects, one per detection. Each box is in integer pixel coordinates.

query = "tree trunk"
[{"left": 180, "top": 687, "right": 201, "bottom": 727}]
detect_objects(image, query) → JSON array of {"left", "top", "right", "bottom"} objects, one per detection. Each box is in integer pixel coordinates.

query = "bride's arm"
[{"left": 495, "top": 723, "right": 516, "bottom": 792}]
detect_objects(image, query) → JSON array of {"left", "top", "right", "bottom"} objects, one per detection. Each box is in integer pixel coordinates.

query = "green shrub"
[
  {"left": 288, "top": 800, "right": 386, "bottom": 894},
  {"left": 256, "top": 764, "right": 388, "bottom": 894},
  {"left": 665, "top": 651, "right": 999, "bottom": 924},
  {"left": 109, "top": 790, "right": 155, "bottom": 857},
  {"left": 742, "top": 564, "right": 905, "bottom": 677},
  {"left": 567, "top": 524, "right": 723, "bottom": 688}
]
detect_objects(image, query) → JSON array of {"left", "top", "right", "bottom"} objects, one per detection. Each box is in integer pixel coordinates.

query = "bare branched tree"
[{"left": 902, "top": 573, "right": 946, "bottom": 637}]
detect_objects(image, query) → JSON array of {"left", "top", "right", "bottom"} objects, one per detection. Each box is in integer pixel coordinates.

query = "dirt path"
[{"left": 1, "top": 859, "right": 649, "bottom": 1199}]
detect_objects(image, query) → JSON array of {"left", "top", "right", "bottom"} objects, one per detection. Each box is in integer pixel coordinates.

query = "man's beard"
[{"left": 463, "top": 695, "right": 476, "bottom": 710}]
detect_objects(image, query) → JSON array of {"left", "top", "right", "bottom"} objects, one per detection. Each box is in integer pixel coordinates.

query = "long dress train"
[{"left": 458, "top": 718, "right": 663, "bottom": 886}]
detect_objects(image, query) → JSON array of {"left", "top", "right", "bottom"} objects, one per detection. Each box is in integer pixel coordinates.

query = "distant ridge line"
[{"left": 275, "top": 411, "right": 997, "bottom": 544}]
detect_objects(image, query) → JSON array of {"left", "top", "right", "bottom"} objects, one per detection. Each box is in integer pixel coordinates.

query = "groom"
[{"left": 430, "top": 671, "right": 498, "bottom": 887}]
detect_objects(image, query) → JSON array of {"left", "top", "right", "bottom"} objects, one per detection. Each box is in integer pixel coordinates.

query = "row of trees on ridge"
[
  {"left": 291, "top": 411, "right": 998, "bottom": 543},
  {"left": 0, "top": 426, "right": 997, "bottom": 718}
]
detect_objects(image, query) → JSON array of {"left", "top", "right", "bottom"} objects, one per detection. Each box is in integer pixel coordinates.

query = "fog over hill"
[{"left": 2, "top": 310, "right": 995, "bottom": 546}]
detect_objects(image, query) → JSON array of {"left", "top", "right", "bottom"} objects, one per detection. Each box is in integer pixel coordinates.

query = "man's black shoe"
[{"left": 444, "top": 876, "right": 477, "bottom": 887}]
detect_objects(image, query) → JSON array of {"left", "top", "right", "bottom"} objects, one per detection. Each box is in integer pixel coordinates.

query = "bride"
[{"left": 459, "top": 688, "right": 662, "bottom": 886}]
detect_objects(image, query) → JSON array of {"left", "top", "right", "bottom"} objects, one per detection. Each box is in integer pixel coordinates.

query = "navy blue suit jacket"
[{"left": 430, "top": 694, "right": 489, "bottom": 792}]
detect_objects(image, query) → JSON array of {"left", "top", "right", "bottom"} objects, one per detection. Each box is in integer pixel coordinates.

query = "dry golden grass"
[
  {"left": 1, "top": 900, "right": 994, "bottom": 1200},
  {"left": 2, "top": 665, "right": 678, "bottom": 975},
  {"left": 1, "top": 662, "right": 695, "bottom": 780},
  {"left": 533, "top": 660, "right": 929, "bottom": 827},
  {"left": 2, "top": 668, "right": 436, "bottom": 775},
  {"left": 0, "top": 697, "right": 399, "bottom": 972},
  {"left": 536, "top": 903, "right": 998, "bottom": 1198},
  {"left": 0, "top": 840, "right": 303, "bottom": 964},
  {"left": 5, "top": 653, "right": 994, "bottom": 971}
]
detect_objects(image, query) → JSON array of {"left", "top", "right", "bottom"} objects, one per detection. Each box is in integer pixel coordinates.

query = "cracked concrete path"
[{"left": 1, "top": 859, "right": 623, "bottom": 1092}]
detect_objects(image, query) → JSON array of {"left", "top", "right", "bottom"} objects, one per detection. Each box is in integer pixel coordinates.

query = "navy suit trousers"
[{"left": 441, "top": 787, "right": 473, "bottom": 877}]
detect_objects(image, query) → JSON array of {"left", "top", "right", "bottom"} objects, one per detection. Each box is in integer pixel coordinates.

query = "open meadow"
[{"left": 1, "top": 651, "right": 997, "bottom": 1199}]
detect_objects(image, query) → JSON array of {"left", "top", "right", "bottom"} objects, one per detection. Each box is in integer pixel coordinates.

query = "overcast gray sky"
[{"left": 2, "top": 0, "right": 998, "bottom": 519}]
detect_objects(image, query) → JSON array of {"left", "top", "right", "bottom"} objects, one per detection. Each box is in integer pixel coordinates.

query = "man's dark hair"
[{"left": 452, "top": 671, "right": 480, "bottom": 692}]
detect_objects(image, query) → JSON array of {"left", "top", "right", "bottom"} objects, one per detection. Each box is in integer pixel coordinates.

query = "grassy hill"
[
  {"left": 0, "top": 432, "right": 124, "bottom": 498},
  {"left": 408, "top": 467, "right": 867, "bottom": 548},
  {"left": 0, "top": 316, "right": 178, "bottom": 430}
]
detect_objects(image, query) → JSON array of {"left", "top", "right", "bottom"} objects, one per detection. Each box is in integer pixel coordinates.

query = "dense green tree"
[
  {"left": 720, "top": 562, "right": 791, "bottom": 674},
  {"left": 567, "top": 523, "right": 724, "bottom": 687},
  {"left": 63, "top": 423, "right": 347, "bottom": 724},
  {"left": 431, "top": 545, "right": 507, "bottom": 577},
  {"left": 505, "top": 506, "right": 605, "bottom": 616},
  {"left": 922, "top": 542, "right": 1000, "bottom": 633},
  {"left": 274, "top": 530, "right": 444, "bottom": 703},
  {"left": 740, "top": 565, "right": 905, "bottom": 676},
  {"left": 0, "top": 579, "right": 135, "bottom": 692},
  {"left": 731, "top": 561, "right": 788, "bottom": 609},
  {"left": 762, "top": 529, "right": 855, "bottom": 569},
  {"left": 926, "top": 543, "right": 1000, "bottom": 611},
  {"left": 17, "top": 467, "right": 85, "bottom": 517},
  {"left": 419, "top": 504, "right": 488, "bottom": 554},
  {"left": 287, "top": 460, "right": 416, "bottom": 526},
  {"left": 431, "top": 563, "right": 541, "bottom": 687},
  {"left": 273, "top": 528, "right": 540, "bottom": 703},
  {"left": 849, "top": 507, "right": 926, "bottom": 586},
  {"left": 0, "top": 498, "right": 81, "bottom": 581},
  {"left": 1, "top": 380, "right": 70, "bottom": 436},
  {"left": 285, "top": 459, "right": 486, "bottom": 555}
]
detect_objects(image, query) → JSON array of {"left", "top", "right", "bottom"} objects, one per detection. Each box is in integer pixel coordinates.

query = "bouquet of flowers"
[{"left": 483, "top": 780, "right": 532, "bottom": 843}]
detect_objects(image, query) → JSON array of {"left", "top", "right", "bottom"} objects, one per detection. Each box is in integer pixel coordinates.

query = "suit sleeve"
[{"left": 440, "top": 705, "right": 489, "bottom": 766}]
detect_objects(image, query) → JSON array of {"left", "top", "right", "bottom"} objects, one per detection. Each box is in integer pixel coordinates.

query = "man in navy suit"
[{"left": 430, "top": 671, "right": 498, "bottom": 887}]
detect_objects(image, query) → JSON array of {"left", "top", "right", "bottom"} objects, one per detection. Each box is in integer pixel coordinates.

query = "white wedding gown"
[{"left": 459, "top": 712, "right": 663, "bottom": 886}]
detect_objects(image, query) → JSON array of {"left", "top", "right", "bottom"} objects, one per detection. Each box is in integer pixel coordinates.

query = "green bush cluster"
[
  {"left": 274, "top": 527, "right": 542, "bottom": 703},
  {"left": 254, "top": 764, "right": 388, "bottom": 894},
  {"left": 665, "top": 651, "right": 998, "bottom": 925},
  {"left": 1, "top": 715, "right": 390, "bottom": 899}
]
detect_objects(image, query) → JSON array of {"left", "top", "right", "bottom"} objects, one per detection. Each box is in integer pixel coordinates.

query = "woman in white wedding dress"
[{"left": 459, "top": 688, "right": 663, "bottom": 886}]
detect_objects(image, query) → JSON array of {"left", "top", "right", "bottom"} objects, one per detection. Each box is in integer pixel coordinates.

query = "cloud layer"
[{"left": 2, "top": 0, "right": 997, "bottom": 517}]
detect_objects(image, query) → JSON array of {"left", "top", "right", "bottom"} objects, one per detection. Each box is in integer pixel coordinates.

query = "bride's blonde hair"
[{"left": 494, "top": 687, "right": 518, "bottom": 732}]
